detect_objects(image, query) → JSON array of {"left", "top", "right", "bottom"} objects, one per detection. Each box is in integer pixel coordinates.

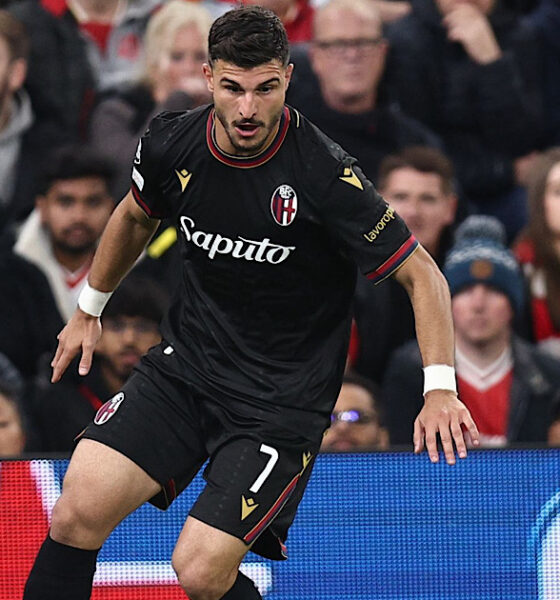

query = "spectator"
[
  {"left": 0, "top": 11, "right": 40, "bottom": 231},
  {"left": 321, "top": 371, "right": 388, "bottom": 451},
  {"left": 0, "top": 354, "right": 26, "bottom": 457},
  {"left": 514, "top": 148, "right": 560, "bottom": 359},
  {"left": 384, "top": 216, "right": 560, "bottom": 447},
  {"left": 31, "top": 275, "right": 167, "bottom": 452},
  {"left": 385, "top": 0, "right": 544, "bottom": 240},
  {"left": 352, "top": 146, "right": 459, "bottom": 383},
  {"left": 13, "top": 145, "right": 115, "bottom": 323},
  {"left": 89, "top": 0, "right": 213, "bottom": 199},
  {"left": 243, "top": 0, "right": 315, "bottom": 43},
  {"left": 0, "top": 237, "right": 62, "bottom": 381},
  {"left": 287, "top": 0, "right": 440, "bottom": 182}
]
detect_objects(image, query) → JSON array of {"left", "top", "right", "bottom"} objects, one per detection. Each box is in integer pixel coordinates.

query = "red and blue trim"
[
  {"left": 243, "top": 473, "right": 300, "bottom": 544},
  {"left": 366, "top": 236, "right": 419, "bottom": 284},
  {"left": 206, "top": 106, "right": 290, "bottom": 169}
]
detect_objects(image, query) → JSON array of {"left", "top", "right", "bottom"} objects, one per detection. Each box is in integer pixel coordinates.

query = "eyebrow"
[{"left": 220, "top": 77, "right": 281, "bottom": 89}]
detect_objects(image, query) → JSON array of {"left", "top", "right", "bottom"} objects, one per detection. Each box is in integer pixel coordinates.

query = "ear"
[
  {"left": 202, "top": 63, "right": 214, "bottom": 94},
  {"left": 8, "top": 58, "right": 27, "bottom": 93},
  {"left": 284, "top": 63, "right": 294, "bottom": 90}
]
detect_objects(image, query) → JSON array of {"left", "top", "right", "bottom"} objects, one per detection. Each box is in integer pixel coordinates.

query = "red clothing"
[
  {"left": 284, "top": 0, "right": 314, "bottom": 44},
  {"left": 514, "top": 238, "right": 560, "bottom": 346},
  {"left": 458, "top": 372, "right": 513, "bottom": 440}
]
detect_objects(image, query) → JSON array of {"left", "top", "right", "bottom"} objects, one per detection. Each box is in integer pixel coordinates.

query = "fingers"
[
  {"left": 51, "top": 344, "right": 74, "bottom": 383},
  {"left": 413, "top": 418, "right": 424, "bottom": 454},
  {"left": 424, "top": 428, "right": 439, "bottom": 464},
  {"left": 450, "top": 418, "right": 467, "bottom": 460},
  {"left": 78, "top": 340, "right": 95, "bottom": 376},
  {"left": 462, "top": 411, "right": 480, "bottom": 447}
]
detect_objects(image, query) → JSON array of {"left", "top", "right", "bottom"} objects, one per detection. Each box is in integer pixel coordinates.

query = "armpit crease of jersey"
[{"left": 179, "top": 216, "right": 296, "bottom": 264}]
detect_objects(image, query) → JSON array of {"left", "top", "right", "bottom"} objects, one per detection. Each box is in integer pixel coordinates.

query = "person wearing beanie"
[{"left": 383, "top": 215, "right": 560, "bottom": 447}]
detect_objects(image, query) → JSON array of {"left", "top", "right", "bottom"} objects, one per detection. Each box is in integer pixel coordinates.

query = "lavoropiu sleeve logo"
[
  {"left": 94, "top": 392, "right": 125, "bottom": 425},
  {"left": 271, "top": 184, "right": 297, "bottom": 226}
]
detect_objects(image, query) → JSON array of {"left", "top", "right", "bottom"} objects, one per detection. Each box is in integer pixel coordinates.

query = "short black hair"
[
  {"left": 39, "top": 144, "right": 116, "bottom": 196},
  {"left": 208, "top": 6, "right": 289, "bottom": 68},
  {"left": 102, "top": 274, "right": 168, "bottom": 324},
  {"left": 342, "top": 370, "right": 385, "bottom": 425}
]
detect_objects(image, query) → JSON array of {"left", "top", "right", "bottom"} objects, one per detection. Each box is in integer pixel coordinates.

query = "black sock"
[
  {"left": 221, "top": 570, "right": 263, "bottom": 599},
  {"left": 23, "top": 534, "right": 99, "bottom": 600}
]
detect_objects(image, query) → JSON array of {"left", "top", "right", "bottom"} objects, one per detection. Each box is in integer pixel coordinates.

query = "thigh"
[{"left": 52, "top": 439, "right": 162, "bottom": 546}]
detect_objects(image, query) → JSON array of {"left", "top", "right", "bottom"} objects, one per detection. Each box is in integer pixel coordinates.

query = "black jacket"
[
  {"left": 382, "top": 336, "right": 560, "bottom": 445},
  {"left": 385, "top": 0, "right": 544, "bottom": 201}
]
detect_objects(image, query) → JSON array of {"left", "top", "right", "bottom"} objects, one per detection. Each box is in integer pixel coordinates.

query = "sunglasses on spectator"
[
  {"left": 314, "top": 38, "right": 384, "bottom": 55},
  {"left": 330, "top": 410, "right": 376, "bottom": 425}
]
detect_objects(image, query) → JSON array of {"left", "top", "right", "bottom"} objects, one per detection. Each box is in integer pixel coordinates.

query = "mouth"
[{"left": 234, "top": 122, "right": 261, "bottom": 138}]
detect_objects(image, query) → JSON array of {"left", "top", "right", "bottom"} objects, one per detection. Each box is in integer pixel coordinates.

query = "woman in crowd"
[
  {"left": 514, "top": 148, "right": 560, "bottom": 358},
  {"left": 89, "top": 0, "right": 213, "bottom": 198}
]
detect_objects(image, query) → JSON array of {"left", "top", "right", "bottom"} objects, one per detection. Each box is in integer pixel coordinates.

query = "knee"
[
  {"left": 50, "top": 494, "right": 109, "bottom": 549},
  {"left": 172, "top": 552, "right": 237, "bottom": 600}
]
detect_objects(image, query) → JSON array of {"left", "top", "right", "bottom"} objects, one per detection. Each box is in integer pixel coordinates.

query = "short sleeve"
[
  {"left": 322, "top": 159, "right": 418, "bottom": 284},
  {"left": 129, "top": 116, "right": 171, "bottom": 219}
]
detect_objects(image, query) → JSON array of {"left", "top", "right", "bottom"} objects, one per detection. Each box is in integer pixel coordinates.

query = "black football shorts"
[{"left": 79, "top": 342, "right": 323, "bottom": 560}]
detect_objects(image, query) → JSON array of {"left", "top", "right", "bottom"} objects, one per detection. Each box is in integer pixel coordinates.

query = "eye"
[{"left": 225, "top": 84, "right": 241, "bottom": 93}]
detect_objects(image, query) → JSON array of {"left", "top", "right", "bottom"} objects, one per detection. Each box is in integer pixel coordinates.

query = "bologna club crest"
[
  {"left": 94, "top": 392, "right": 125, "bottom": 425},
  {"left": 271, "top": 184, "right": 298, "bottom": 226}
]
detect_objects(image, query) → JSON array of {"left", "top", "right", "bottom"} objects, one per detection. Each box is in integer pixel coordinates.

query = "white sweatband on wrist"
[
  {"left": 78, "top": 282, "right": 113, "bottom": 317},
  {"left": 423, "top": 364, "right": 457, "bottom": 395}
]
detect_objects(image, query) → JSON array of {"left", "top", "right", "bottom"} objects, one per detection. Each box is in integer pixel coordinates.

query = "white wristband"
[
  {"left": 78, "top": 282, "right": 113, "bottom": 317},
  {"left": 423, "top": 364, "right": 457, "bottom": 395}
]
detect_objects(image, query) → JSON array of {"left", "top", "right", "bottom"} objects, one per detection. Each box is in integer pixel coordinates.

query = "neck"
[
  {"left": 100, "top": 362, "right": 125, "bottom": 395},
  {"left": 455, "top": 331, "right": 511, "bottom": 369},
  {"left": 320, "top": 85, "right": 377, "bottom": 115},
  {"left": 53, "top": 247, "right": 94, "bottom": 273}
]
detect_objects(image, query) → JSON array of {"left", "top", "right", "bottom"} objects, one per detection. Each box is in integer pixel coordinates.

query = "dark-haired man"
[
  {"left": 14, "top": 145, "right": 116, "bottom": 322},
  {"left": 31, "top": 275, "right": 167, "bottom": 452},
  {"left": 24, "top": 7, "right": 478, "bottom": 600}
]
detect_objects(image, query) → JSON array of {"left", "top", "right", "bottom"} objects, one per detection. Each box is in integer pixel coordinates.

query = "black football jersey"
[{"left": 131, "top": 104, "right": 417, "bottom": 424}]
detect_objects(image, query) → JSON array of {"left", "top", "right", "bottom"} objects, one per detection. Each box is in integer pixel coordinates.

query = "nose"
[{"left": 238, "top": 92, "right": 257, "bottom": 120}]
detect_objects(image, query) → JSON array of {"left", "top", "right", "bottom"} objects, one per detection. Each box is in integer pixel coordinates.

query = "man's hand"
[
  {"left": 413, "top": 390, "right": 479, "bottom": 465},
  {"left": 50, "top": 309, "right": 102, "bottom": 383},
  {"left": 443, "top": 4, "right": 502, "bottom": 64}
]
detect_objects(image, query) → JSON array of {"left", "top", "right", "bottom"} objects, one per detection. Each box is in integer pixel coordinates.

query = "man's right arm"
[{"left": 50, "top": 191, "right": 160, "bottom": 383}]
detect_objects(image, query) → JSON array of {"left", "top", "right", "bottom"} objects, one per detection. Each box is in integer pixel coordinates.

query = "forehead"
[
  {"left": 314, "top": 8, "right": 381, "bottom": 39},
  {"left": 336, "top": 384, "right": 375, "bottom": 410},
  {"left": 547, "top": 162, "right": 560, "bottom": 186},
  {"left": 47, "top": 176, "right": 110, "bottom": 197},
  {"left": 384, "top": 167, "right": 446, "bottom": 194},
  {"left": 212, "top": 59, "right": 286, "bottom": 84}
]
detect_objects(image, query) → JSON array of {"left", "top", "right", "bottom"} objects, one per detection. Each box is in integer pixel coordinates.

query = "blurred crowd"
[{"left": 0, "top": 0, "right": 559, "bottom": 457}]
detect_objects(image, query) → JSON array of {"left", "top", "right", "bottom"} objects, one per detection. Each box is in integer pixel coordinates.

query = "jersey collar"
[{"left": 206, "top": 106, "right": 290, "bottom": 168}]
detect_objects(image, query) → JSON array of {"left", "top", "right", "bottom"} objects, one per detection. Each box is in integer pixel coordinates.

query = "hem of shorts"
[{"left": 78, "top": 429, "right": 169, "bottom": 503}]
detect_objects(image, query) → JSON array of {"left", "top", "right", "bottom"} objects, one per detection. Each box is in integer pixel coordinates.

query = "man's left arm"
[{"left": 392, "top": 245, "right": 480, "bottom": 465}]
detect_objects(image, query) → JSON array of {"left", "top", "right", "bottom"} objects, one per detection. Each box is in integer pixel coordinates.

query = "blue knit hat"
[{"left": 443, "top": 216, "right": 524, "bottom": 314}]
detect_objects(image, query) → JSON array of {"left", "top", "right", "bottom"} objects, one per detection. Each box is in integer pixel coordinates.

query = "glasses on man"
[
  {"left": 330, "top": 410, "right": 376, "bottom": 426},
  {"left": 314, "top": 37, "right": 384, "bottom": 57}
]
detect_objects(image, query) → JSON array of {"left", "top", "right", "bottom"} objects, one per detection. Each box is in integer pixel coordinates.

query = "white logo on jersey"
[
  {"left": 134, "top": 140, "right": 142, "bottom": 165},
  {"left": 179, "top": 217, "right": 296, "bottom": 264}
]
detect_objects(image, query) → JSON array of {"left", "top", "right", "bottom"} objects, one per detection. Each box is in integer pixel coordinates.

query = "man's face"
[
  {"left": 321, "top": 383, "right": 386, "bottom": 451},
  {"left": 452, "top": 283, "right": 513, "bottom": 346},
  {"left": 0, "top": 393, "right": 25, "bottom": 457},
  {"left": 381, "top": 167, "right": 457, "bottom": 255},
  {"left": 97, "top": 315, "right": 161, "bottom": 382},
  {"left": 544, "top": 162, "right": 560, "bottom": 238},
  {"left": 310, "top": 8, "right": 387, "bottom": 110},
  {"left": 203, "top": 59, "right": 293, "bottom": 156},
  {"left": 435, "top": 0, "right": 496, "bottom": 16},
  {"left": 37, "top": 177, "right": 114, "bottom": 257}
]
